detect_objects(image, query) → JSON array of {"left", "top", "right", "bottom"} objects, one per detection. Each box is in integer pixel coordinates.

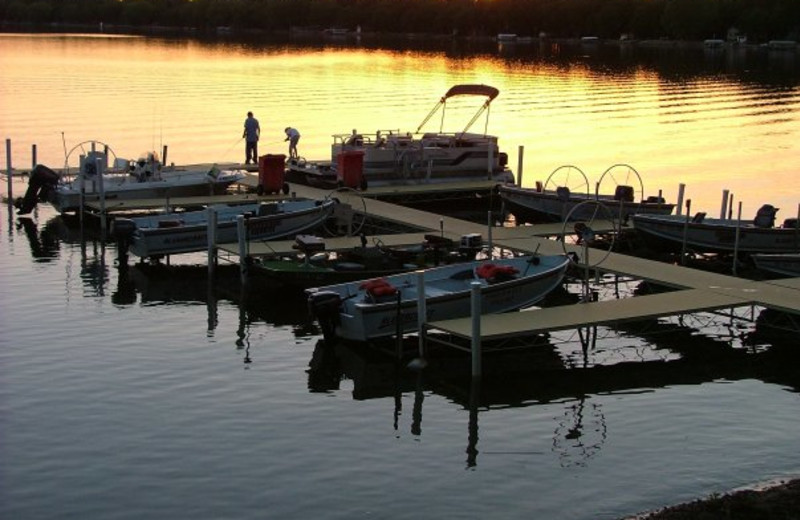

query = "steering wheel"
[
  {"left": 322, "top": 186, "right": 368, "bottom": 237},
  {"left": 560, "top": 200, "right": 616, "bottom": 268}
]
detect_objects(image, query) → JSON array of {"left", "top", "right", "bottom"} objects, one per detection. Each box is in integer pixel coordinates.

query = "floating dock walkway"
[{"left": 216, "top": 178, "right": 800, "bottom": 355}]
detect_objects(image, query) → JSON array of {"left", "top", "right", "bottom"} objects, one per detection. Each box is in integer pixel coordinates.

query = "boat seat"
[
  {"left": 614, "top": 185, "right": 635, "bottom": 202},
  {"left": 258, "top": 204, "right": 279, "bottom": 217},
  {"left": 556, "top": 186, "right": 570, "bottom": 202},
  {"left": 754, "top": 204, "right": 778, "bottom": 228},
  {"left": 692, "top": 212, "right": 706, "bottom": 223}
]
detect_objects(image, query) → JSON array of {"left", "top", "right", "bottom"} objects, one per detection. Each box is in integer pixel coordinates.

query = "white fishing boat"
[
  {"left": 16, "top": 142, "right": 245, "bottom": 215},
  {"left": 287, "top": 84, "right": 515, "bottom": 189},
  {"left": 631, "top": 205, "right": 800, "bottom": 254},
  {"left": 500, "top": 164, "right": 674, "bottom": 223},
  {"left": 752, "top": 253, "right": 800, "bottom": 277},
  {"left": 306, "top": 254, "right": 570, "bottom": 343},
  {"left": 115, "top": 198, "right": 337, "bottom": 259}
]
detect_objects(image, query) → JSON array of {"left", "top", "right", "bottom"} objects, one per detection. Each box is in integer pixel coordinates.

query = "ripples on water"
[
  {"left": 2, "top": 34, "right": 800, "bottom": 519},
  {"left": 1, "top": 33, "right": 798, "bottom": 214}
]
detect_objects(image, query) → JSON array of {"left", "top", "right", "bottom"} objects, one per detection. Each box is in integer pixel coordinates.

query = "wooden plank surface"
[{"left": 427, "top": 289, "right": 747, "bottom": 340}]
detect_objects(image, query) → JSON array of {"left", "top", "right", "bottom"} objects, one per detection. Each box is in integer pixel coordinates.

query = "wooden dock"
[
  {"left": 256, "top": 181, "right": 800, "bottom": 345},
  {"left": 71, "top": 171, "right": 800, "bottom": 351}
]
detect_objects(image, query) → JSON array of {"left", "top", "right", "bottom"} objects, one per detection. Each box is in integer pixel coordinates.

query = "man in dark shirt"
[{"left": 243, "top": 111, "right": 260, "bottom": 164}]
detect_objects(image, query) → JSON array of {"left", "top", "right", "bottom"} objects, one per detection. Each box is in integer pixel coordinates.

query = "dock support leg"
[
  {"left": 487, "top": 211, "right": 493, "bottom": 259},
  {"left": 676, "top": 183, "right": 686, "bottom": 216},
  {"left": 416, "top": 270, "right": 426, "bottom": 359},
  {"left": 6, "top": 139, "right": 12, "bottom": 202},
  {"left": 517, "top": 145, "right": 524, "bottom": 186},
  {"left": 96, "top": 157, "right": 107, "bottom": 238},
  {"left": 720, "top": 189, "right": 729, "bottom": 219},
  {"left": 470, "top": 281, "right": 482, "bottom": 378},
  {"left": 237, "top": 214, "right": 247, "bottom": 282},
  {"left": 79, "top": 154, "right": 85, "bottom": 229},
  {"left": 31, "top": 144, "right": 36, "bottom": 170},
  {"left": 733, "top": 201, "right": 742, "bottom": 276},
  {"left": 681, "top": 199, "right": 691, "bottom": 265},
  {"left": 207, "top": 206, "right": 218, "bottom": 276}
]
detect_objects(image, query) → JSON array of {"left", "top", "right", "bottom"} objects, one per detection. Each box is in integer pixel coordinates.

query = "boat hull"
[
  {"left": 52, "top": 170, "right": 243, "bottom": 213},
  {"left": 632, "top": 214, "right": 800, "bottom": 254},
  {"left": 500, "top": 185, "right": 674, "bottom": 223},
  {"left": 752, "top": 253, "right": 800, "bottom": 277},
  {"left": 127, "top": 199, "right": 335, "bottom": 258},
  {"left": 308, "top": 255, "right": 569, "bottom": 343}
]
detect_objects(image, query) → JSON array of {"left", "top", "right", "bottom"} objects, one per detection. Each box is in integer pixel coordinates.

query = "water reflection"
[{"left": 307, "top": 302, "right": 800, "bottom": 468}]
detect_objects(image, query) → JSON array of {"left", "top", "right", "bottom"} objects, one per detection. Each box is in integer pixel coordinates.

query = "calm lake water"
[{"left": 2, "top": 33, "right": 800, "bottom": 519}]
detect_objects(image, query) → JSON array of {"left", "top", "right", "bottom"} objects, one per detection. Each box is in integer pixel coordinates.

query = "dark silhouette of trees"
[{"left": 1, "top": 0, "right": 798, "bottom": 43}]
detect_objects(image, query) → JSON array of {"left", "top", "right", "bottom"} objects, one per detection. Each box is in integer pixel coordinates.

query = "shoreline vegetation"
[
  {"left": 1, "top": 0, "right": 799, "bottom": 46},
  {"left": 1, "top": 21, "right": 798, "bottom": 54},
  {"left": 625, "top": 478, "right": 800, "bottom": 519}
]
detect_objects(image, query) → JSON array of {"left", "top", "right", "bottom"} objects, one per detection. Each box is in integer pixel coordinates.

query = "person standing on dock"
[
  {"left": 284, "top": 127, "right": 300, "bottom": 159},
  {"left": 243, "top": 111, "right": 260, "bottom": 164}
]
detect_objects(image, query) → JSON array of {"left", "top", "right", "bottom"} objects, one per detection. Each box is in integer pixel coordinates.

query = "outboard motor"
[
  {"left": 15, "top": 164, "right": 60, "bottom": 215},
  {"left": 614, "top": 185, "right": 635, "bottom": 202},
  {"left": 754, "top": 204, "right": 778, "bottom": 228},
  {"left": 307, "top": 291, "right": 342, "bottom": 343},
  {"left": 112, "top": 218, "right": 138, "bottom": 267}
]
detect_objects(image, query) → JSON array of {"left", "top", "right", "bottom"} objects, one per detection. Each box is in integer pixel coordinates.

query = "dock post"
[
  {"left": 31, "top": 144, "right": 37, "bottom": 170},
  {"left": 207, "top": 206, "right": 218, "bottom": 276},
  {"left": 487, "top": 210, "right": 493, "bottom": 259},
  {"left": 720, "top": 189, "right": 729, "bottom": 219},
  {"left": 728, "top": 193, "right": 734, "bottom": 219},
  {"left": 416, "top": 270, "right": 426, "bottom": 358},
  {"left": 681, "top": 199, "right": 691, "bottom": 264},
  {"left": 79, "top": 154, "right": 85, "bottom": 228},
  {"left": 162, "top": 145, "right": 168, "bottom": 167},
  {"left": 5, "top": 139, "right": 11, "bottom": 201},
  {"left": 487, "top": 143, "right": 494, "bottom": 180},
  {"left": 517, "top": 145, "right": 524, "bottom": 186},
  {"left": 733, "top": 201, "right": 743, "bottom": 276},
  {"left": 237, "top": 214, "right": 247, "bottom": 281},
  {"left": 96, "top": 157, "right": 107, "bottom": 237},
  {"left": 676, "top": 183, "right": 686, "bottom": 216},
  {"left": 470, "top": 281, "right": 482, "bottom": 378}
]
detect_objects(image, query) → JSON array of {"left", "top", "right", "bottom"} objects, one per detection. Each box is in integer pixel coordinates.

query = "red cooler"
[
  {"left": 336, "top": 151, "right": 365, "bottom": 189},
  {"left": 257, "top": 154, "right": 287, "bottom": 195}
]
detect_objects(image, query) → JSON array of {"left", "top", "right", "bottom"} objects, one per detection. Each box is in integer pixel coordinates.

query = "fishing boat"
[
  {"left": 115, "top": 198, "right": 337, "bottom": 259},
  {"left": 252, "top": 233, "right": 482, "bottom": 289},
  {"left": 15, "top": 143, "right": 245, "bottom": 215},
  {"left": 306, "top": 254, "right": 570, "bottom": 343},
  {"left": 631, "top": 205, "right": 800, "bottom": 254},
  {"left": 500, "top": 164, "right": 674, "bottom": 223},
  {"left": 287, "top": 84, "right": 515, "bottom": 189},
  {"left": 752, "top": 253, "right": 800, "bottom": 277}
]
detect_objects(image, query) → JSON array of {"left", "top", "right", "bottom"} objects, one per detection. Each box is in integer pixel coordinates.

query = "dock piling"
[
  {"left": 5, "top": 139, "right": 12, "bottom": 201},
  {"left": 487, "top": 210, "right": 493, "bottom": 259},
  {"left": 733, "top": 201, "right": 742, "bottom": 275},
  {"left": 31, "top": 144, "right": 37, "bottom": 170},
  {"left": 79, "top": 154, "right": 85, "bottom": 228},
  {"left": 517, "top": 145, "right": 524, "bottom": 186},
  {"left": 470, "top": 281, "right": 482, "bottom": 378},
  {"left": 207, "top": 206, "right": 218, "bottom": 275},
  {"left": 676, "top": 183, "right": 686, "bottom": 216},
  {"left": 720, "top": 189, "right": 729, "bottom": 219},
  {"left": 237, "top": 215, "right": 247, "bottom": 281},
  {"left": 416, "top": 270, "right": 426, "bottom": 358},
  {"left": 681, "top": 199, "right": 691, "bottom": 264},
  {"left": 96, "top": 157, "right": 107, "bottom": 237}
]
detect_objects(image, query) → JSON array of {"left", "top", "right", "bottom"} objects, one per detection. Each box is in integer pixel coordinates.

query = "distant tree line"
[{"left": 1, "top": 0, "right": 798, "bottom": 42}]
